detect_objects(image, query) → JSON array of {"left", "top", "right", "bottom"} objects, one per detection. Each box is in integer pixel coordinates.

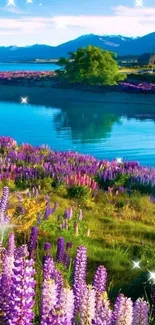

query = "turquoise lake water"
[
  {"left": 0, "top": 63, "right": 155, "bottom": 166},
  {"left": 0, "top": 62, "right": 59, "bottom": 72},
  {"left": 0, "top": 93, "right": 155, "bottom": 166}
]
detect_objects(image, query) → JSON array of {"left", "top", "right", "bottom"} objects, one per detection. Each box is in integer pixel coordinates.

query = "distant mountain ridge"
[{"left": 0, "top": 32, "right": 155, "bottom": 61}]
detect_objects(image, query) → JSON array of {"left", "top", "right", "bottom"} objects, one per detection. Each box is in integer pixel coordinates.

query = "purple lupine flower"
[
  {"left": 26, "top": 188, "right": 31, "bottom": 198},
  {"left": 94, "top": 298, "right": 112, "bottom": 325},
  {"left": 43, "top": 253, "right": 55, "bottom": 281},
  {"left": 50, "top": 202, "right": 58, "bottom": 214},
  {"left": 17, "top": 192, "right": 23, "bottom": 202},
  {"left": 40, "top": 278, "right": 57, "bottom": 325},
  {"left": 44, "top": 242, "right": 51, "bottom": 252},
  {"left": 73, "top": 246, "right": 87, "bottom": 286},
  {"left": 27, "top": 226, "right": 38, "bottom": 259},
  {"left": 80, "top": 286, "right": 96, "bottom": 325},
  {"left": 18, "top": 205, "right": 25, "bottom": 215},
  {"left": 63, "top": 288, "right": 74, "bottom": 325},
  {"left": 6, "top": 245, "right": 36, "bottom": 325},
  {"left": 64, "top": 208, "right": 71, "bottom": 219},
  {"left": 112, "top": 294, "right": 133, "bottom": 325},
  {"left": 7, "top": 232, "right": 15, "bottom": 256},
  {"left": 152, "top": 286, "right": 155, "bottom": 323},
  {"left": 133, "top": 299, "right": 149, "bottom": 325},
  {"left": 44, "top": 202, "right": 51, "bottom": 220},
  {"left": 93, "top": 265, "right": 107, "bottom": 294},
  {"left": 63, "top": 242, "right": 72, "bottom": 268},
  {"left": 0, "top": 246, "right": 15, "bottom": 321},
  {"left": 0, "top": 186, "right": 10, "bottom": 224},
  {"left": 56, "top": 237, "right": 65, "bottom": 263},
  {"left": 54, "top": 269, "right": 63, "bottom": 300},
  {"left": 73, "top": 246, "right": 87, "bottom": 317}
]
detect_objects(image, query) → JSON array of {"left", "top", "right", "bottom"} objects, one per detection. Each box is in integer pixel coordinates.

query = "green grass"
[{"left": 9, "top": 187, "right": 155, "bottom": 301}]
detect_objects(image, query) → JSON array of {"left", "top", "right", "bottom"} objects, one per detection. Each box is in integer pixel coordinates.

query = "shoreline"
[
  {"left": 0, "top": 71, "right": 154, "bottom": 94},
  {"left": 0, "top": 84, "right": 155, "bottom": 107}
]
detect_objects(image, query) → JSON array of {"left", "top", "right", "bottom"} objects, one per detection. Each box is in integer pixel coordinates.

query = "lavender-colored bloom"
[
  {"left": 64, "top": 208, "right": 72, "bottom": 219},
  {"left": 17, "top": 192, "right": 22, "bottom": 202},
  {"left": 93, "top": 265, "right": 107, "bottom": 294},
  {"left": 0, "top": 246, "right": 15, "bottom": 320},
  {"left": 43, "top": 254, "right": 55, "bottom": 281},
  {"left": 94, "top": 297, "right": 112, "bottom": 325},
  {"left": 73, "top": 246, "right": 87, "bottom": 286},
  {"left": 7, "top": 232, "right": 15, "bottom": 256},
  {"left": 44, "top": 202, "right": 51, "bottom": 220},
  {"left": 55, "top": 269, "right": 63, "bottom": 300},
  {"left": 56, "top": 237, "right": 65, "bottom": 263},
  {"left": 80, "top": 286, "right": 96, "bottom": 325},
  {"left": 73, "top": 246, "right": 87, "bottom": 317},
  {"left": 26, "top": 188, "right": 31, "bottom": 198},
  {"left": 6, "top": 245, "right": 36, "bottom": 325},
  {"left": 50, "top": 202, "right": 58, "bottom": 214},
  {"left": 27, "top": 226, "right": 38, "bottom": 259},
  {"left": 112, "top": 294, "right": 133, "bottom": 325},
  {"left": 40, "top": 278, "right": 57, "bottom": 325},
  {"left": 63, "top": 288, "right": 74, "bottom": 325},
  {"left": 152, "top": 286, "right": 155, "bottom": 323},
  {"left": 0, "top": 186, "right": 9, "bottom": 224},
  {"left": 44, "top": 242, "right": 52, "bottom": 252},
  {"left": 132, "top": 299, "right": 149, "bottom": 325},
  {"left": 63, "top": 242, "right": 72, "bottom": 268}
]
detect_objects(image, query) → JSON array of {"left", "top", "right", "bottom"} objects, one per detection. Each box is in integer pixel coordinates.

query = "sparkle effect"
[
  {"left": 6, "top": 0, "right": 15, "bottom": 6},
  {"left": 135, "top": 0, "right": 143, "bottom": 7},
  {"left": 26, "top": 0, "right": 33, "bottom": 3},
  {"left": 116, "top": 158, "right": 123, "bottom": 164},
  {"left": 149, "top": 271, "right": 155, "bottom": 284},
  {"left": 132, "top": 261, "right": 141, "bottom": 269},
  {"left": 21, "top": 97, "right": 28, "bottom": 104},
  {"left": 53, "top": 18, "right": 68, "bottom": 30}
]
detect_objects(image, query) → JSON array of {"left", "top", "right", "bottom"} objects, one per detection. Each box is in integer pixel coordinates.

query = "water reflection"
[
  {"left": 0, "top": 90, "right": 155, "bottom": 165},
  {"left": 53, "top": 104, "right": 121, "bottom": 143}
]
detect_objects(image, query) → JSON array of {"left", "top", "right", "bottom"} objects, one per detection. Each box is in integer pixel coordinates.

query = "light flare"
[
  {"left": 6, "top": 0, "right": 15, "bottom": 6},
  {"left": 132, "top": 261, "right": 141, "bottom": 269},
  {"left": 21, "top": 97, "right": 28, "bottom": 104}
]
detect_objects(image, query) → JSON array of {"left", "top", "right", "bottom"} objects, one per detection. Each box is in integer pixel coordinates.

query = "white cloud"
[
  {"left": 51, "top": 6, "right": 155, "bottom": 37},
  {"left": 0, "top": 5, "right": 154, "bottom": 45}
]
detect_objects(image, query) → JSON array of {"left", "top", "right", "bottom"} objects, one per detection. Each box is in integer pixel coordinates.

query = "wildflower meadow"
[{"left": 1, "top": 136, "right": 155, "bottom": 324}]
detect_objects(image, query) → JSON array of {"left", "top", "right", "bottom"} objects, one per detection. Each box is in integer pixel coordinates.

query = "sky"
[{"left": 0, "top": 0, "right": 155, "bottom": 46}]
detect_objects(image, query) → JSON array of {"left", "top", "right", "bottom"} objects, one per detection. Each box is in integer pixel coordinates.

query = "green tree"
[{"left": 57, "top": 45, "right": 126, "bottom": 86}]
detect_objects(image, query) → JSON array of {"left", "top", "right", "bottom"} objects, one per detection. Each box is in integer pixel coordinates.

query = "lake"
[
  {"left": 0, "top": 62, "right": 59, "bottom": 72},
  {"left": 0, "top": 84, "right": 155, "bottom": 167}
]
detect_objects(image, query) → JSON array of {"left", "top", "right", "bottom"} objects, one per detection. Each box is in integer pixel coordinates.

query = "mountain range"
[{"left": 0, "top": 32, "right": 155, "bottom": 61}]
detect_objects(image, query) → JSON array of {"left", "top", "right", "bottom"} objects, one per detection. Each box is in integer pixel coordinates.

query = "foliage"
[
  {"left": 67, "top": 185, "right": 90, "bottom": 200},
  {"left": 57, "top": 45, "right": 126, "bottom": 85}
]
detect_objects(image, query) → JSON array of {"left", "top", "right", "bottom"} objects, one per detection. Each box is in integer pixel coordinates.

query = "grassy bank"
[{"left": 9, "top": 186, "right": 155, "bottom": 301}]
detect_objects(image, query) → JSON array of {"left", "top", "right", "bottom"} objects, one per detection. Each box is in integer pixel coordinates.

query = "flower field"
[{"left": 1, "top": 136, "right": 155, "bottom": 324}]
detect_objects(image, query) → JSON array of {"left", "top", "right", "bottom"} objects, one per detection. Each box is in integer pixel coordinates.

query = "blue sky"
[{"left": 0, "top": 0, "right": 154, "bottom": 46}]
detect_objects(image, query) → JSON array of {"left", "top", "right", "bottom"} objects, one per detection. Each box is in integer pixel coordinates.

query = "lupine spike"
[
  {"left": 112, "top": 294, "right": 133, "bottom": 325},
  {"left": 56, "top": 237, "right": 65, "bottom": 263},
  {"left": 27, "top": 226, "right": 38, "bottom": 259},
  {"left": 6, "top": 245, "right": 36, "bottom": 325},
  {"left": 133, "top": 299, "right": 149, "bottom": 325}
]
